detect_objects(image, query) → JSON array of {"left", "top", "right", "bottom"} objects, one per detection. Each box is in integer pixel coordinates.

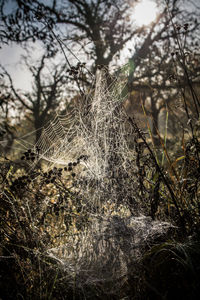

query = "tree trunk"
[{"left": 35, "top": 118, "right": 44, "bottom": 143}]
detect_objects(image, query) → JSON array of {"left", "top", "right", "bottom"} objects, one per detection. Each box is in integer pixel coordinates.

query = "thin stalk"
[
  {"left": 128, "top": 116, "right": 185, "bottom": 229},
  {"left": 141, "top": 101, "right": 159, "bottom": 164},
  {"left": 165, "top": 1, "right": 199, "bottom": 132},
  {"left": 161, "top": 110, "right": 168, "bottom": 166}
]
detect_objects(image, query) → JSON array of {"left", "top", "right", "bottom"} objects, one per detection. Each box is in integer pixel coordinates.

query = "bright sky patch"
[{"left": 134, "top": 0, "right": 157, "bottom": 26}]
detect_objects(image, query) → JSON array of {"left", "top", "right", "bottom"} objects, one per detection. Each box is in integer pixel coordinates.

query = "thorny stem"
[
  {"left": 165, "top": 0, "right": 200, "bottom": 162},
  {"left": 165, "top": 1, "right": 200, "bottom": 117},
  {"left": 128, "top": 116, "right": 185, "bottom": 229},
  {"left": 49, "top": 29, "right": 85, "bottom": 97}
]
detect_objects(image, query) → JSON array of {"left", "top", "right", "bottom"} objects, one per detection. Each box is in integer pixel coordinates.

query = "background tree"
[
  {"left": 0, "top": 77, "right": 17, "bottom": 155},
  {"left": 124, "top": 1, "right": 200, "bottom": 145},
  {"left": 1, "top": 0, "right": 198, "bottom": 71},
  {"left": 1, "top": 52, "right": 69, "bottom": 142},
  {"left": 0, "top": 0, "right": 200, "bottom": 147}
]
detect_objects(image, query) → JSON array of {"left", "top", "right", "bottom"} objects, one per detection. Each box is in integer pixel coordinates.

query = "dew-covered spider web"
[
  {"left": 31, "top": 68, "right": 141, "bottom": 212},
  {"left": 34, "top": 68, "right": 131, "bottom": 173},
  {"left": 13, "top": 68, "right": 173, "bottom": 295}
]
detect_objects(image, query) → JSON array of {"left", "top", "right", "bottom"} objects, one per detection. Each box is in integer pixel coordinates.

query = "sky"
[
  {"left": 0, "top": 44, "right": 32, "bottom": 91},
  {"left": 0, "top": 0, "right": 30, "bottom": 90}
]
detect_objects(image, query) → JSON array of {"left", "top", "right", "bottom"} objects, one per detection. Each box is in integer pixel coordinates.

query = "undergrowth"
[{"left": 1, "top": 73, "right": 200, "bottom": 299}]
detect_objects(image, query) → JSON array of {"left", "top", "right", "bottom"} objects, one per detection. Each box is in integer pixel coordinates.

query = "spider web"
[
  {"left": 9, "top": 67, "right": 173, "bottom": 296},
  {"left": 33, "top": 68, "right": 133, "bottom": 177},
  {"left": 29, "top": 68, "right": 139, "bottom": 214},
  {"left": 35, "top": 110, "right": 78, "bottom": 165}
]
